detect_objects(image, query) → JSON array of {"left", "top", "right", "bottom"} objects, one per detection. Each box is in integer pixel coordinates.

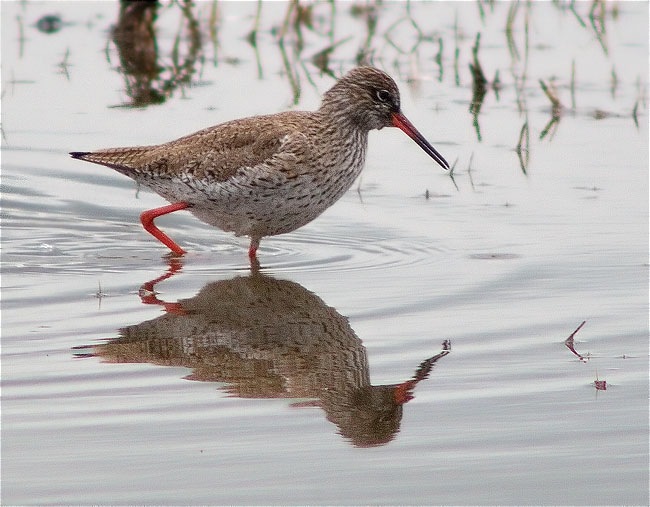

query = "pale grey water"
[{"left": 1, "top": 1, "right": 648, "bottom": 505}]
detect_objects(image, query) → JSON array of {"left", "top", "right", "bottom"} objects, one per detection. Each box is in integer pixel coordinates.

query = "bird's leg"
[
  {"left": 248, "top": 238, "right": 261, "bottom": 272},
  {"left": 248, "top": 237, "right": 260, "bottom": 260},
  {"left": 140, "top": 202, "right": 189, "bottom": 255}
]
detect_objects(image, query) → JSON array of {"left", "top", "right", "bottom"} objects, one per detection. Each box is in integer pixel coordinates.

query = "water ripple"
[{"left": 255, "top": 227, "right": 449, "bottom": 274}]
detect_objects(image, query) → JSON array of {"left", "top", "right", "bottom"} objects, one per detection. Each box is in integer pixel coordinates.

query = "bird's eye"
[{"left": 375, "top": 89, "right": 391, "bottom": 103}]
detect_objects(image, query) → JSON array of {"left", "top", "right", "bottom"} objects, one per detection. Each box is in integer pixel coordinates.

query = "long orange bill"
[{"left": 391, "top": 112, "right": 450, "bottom": 171}]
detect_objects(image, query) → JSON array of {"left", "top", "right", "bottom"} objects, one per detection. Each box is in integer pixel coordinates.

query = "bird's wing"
[{"left": 72, "top": 112, "right": 314, "bottom": 184}]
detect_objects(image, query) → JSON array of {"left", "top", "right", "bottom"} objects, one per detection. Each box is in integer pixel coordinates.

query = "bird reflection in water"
[{"left": 85, "top": 259, "right": 451, "bottom": 447}]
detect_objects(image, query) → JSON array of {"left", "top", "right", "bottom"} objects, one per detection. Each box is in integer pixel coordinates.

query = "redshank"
[{"left": 71, "top": 66, "right": 449, "bottom": 259}]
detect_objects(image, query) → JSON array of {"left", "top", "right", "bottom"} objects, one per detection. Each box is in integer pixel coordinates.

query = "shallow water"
[{"left": 2, "top": 1, "right": 648, "bottom": 505}]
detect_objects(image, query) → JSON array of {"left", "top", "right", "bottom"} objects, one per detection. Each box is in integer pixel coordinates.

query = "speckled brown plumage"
[
  {"left": 71, "top": 66, "right": 449, "bottom": 260},
  {"left": 92, "top": 271, "right": 451, "bottom": 446}
]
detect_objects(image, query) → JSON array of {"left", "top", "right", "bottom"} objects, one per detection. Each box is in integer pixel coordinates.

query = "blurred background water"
[{"left": 1, "top": 1, "right": 648, "bottom": 505}]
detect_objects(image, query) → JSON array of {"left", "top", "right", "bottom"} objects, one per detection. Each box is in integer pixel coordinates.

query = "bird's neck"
[{"left": 314, "top": 106, "right": 370, "bottom": 140}]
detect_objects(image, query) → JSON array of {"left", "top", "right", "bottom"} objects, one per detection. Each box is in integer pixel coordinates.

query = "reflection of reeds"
[
  {"left": 110, "top": 1, "right": 202, "bottom": 107},
  {"left": 170, "top": 1, "right": 202, "bottom": 88},
  {"left": 610, "top": 66, "right": 618, "bottom": 99},
  {"left": 385, "top": 0, "right": 424, "bottom": 55},
  {"left": 632, "top": 100, "right": 639, "bottom": 128},
  {"left": 447, "top": 155, "right": 460, "bottom": 192},
  {"left": 453, "top": 11, "right": 461, "bottom": 86},
  {"left": 276, "top": 1, "right": 347, "bottom": 103},
  {"left": 511, "top": 2, "right": 530, "bottom": 176},
  {"left": 208, "top": 0, "right": 219, "bottom": 67},
  {"left": 476, "top": 0, "right": 494, "bottom": 22},
  {"left": 312, "top": 36, "right": 352, "bottom": 78},
  {"left": 277, "top": 0, "right": 303, "bottom": 104},
  {"left": 469, "top": 33, "right": 487, "bottom": 141},
  {"left": 16, "top": 15, "right": 25, "bottom": 58},
  {"left": 570, "top": 59, "right": 576, "bottom": 110},
  {"left": 539, "top": 79, "right": 561, "bottom": 110},
  {"left": 508, "top": 5, "right": 529, "bottom": 114},
  {"left": 350, "top": 2, "right": 379, "bottom": 65},
  {"left": 465, "top": 152, "right": 474, "bottom": 191},
  {"left": 56, "top": 47, "right": 71, "bottom": 80},
  {"left": 539, "top": 79, "right": 562, "bottom": 140},
  {"left": 434, "top": 37, "right": 443, "bottom": 82},
  {"left": 589, "top": 0, "right": 608, "bottom": 55},
  {"left": 505, "top": 1, "right": 519, "bottom": 61},
  {"left": 516, "top": 121, "right": 529, "bottom": 174},
  {"left": 569, "top": 1, "right": 587, "bottom": 28},
  {"left": 631, "top": 78, "right": 645, "bottom": 129},
  {"left": 246, "top": 0, "right": 264, "bottom": 78},
  {"left": 564, "top": 0, "right": 609, "bottom": 54},
  {"left": 54, "top": 0, "right": 643, "bottom": 177}
]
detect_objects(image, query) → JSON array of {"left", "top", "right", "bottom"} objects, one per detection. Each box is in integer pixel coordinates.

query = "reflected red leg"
[
  {"left": 140, "top": 202, "right": 189, "bottom": 255},
  {"left": 139, "top": 257, "right": 186, "bottom": 314}
]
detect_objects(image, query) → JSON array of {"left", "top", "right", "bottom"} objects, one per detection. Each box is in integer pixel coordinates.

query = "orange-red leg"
[
  {"left": 248, "top": 237, "right": 262, "bottom": 271},
  {"left": 248, "top": 237, "right": 260, "bottom": 259},
  {"left": 140, "top": 202, "right": 189, "bottom": 255}
]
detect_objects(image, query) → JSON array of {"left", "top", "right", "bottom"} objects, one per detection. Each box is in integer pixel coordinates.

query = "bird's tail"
[{"left": 70, "top": 147, "right": 152, "bottom": 176}]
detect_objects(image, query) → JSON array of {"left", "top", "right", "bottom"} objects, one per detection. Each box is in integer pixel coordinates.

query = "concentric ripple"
[{"left": 252, "top": 224, "right": 451, "bottom": 274}]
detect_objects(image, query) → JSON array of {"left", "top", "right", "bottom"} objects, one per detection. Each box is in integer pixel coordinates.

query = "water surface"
[{"left": 2, "top": 1, "right": 648, "bottom": 505}]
